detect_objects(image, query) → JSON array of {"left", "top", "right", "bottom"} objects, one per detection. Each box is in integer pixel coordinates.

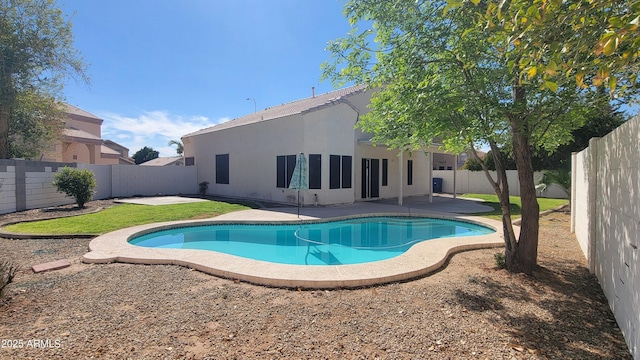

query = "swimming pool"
[{"left": 129, "top": 216, "right": 495, "bottom": 265}]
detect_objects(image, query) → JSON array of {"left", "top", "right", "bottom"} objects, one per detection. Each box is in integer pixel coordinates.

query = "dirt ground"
[{"left": 0, "top": 201, "right": 633, "bottom": 359}]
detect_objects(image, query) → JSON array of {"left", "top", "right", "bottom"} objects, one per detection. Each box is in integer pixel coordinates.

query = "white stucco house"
[{"left": 182, "top": 85, "right": 450, "bottom": 206}]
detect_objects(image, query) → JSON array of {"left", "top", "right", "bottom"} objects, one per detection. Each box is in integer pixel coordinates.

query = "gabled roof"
[
  {"left": 183, "top": 84, "right": 367, "bottom": 138},
  {"left": 103, "top": 139, "right": 129, "bottom": 152},
  {"left": 63, "top": 127, "right": 103, "bottom": 144},
  {"left": 64, "top": 103, "right": 103, "bottom": 125},
  {"left": 100, "top": 145, "right": 121, "bottom": 156},
  {"left": 140, "top": 156, "right": 184, "bottom": 166}
]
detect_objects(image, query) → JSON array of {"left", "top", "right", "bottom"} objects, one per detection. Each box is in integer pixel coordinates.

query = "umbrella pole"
[{"left": 297, "top": 189, "right": 300, "bottom": 218}]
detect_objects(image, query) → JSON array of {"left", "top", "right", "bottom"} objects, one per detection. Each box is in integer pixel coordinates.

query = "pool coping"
[{"left": 82, "top": 211, "right": 511, "bottom": 289}]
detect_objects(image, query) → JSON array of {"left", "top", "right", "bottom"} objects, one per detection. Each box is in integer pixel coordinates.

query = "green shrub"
[
  {"left": 199, "top": 181, "right": 209, "bottom": 196},
  {"left": 494, "top": 252, "right": 506, "bottom": 269},
  {"left": 52, "top": 167, "right": 96, "bottom": 209},
  {"left": 0, "top": 261, "right": 19, "bottom": 300}
]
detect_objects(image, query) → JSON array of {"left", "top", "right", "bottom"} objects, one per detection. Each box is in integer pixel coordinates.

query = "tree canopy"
[
  {"left": 321, "top": 0, "right": 629, "bottom": 274},
  {"left": 132, "top": 146, "right": 159, "bottom": 165},
  {"left": 472, "top": 0, "right": 640, "bottom": 98},
  {"left": 0, "top": 0, "right": 88, "bottom": 158}
]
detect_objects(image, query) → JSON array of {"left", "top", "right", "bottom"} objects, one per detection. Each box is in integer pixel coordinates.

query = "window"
[
  {"left": 185, "top": 157, "right": 195, "bottom": 166},
  {"left": 407, "top": 159, "right": 413, "bottom": 185},
  {"left": 382, "top": 159, "right": 388, "bottom": 186},
  {"left": 216, "top": 154, "right": 229, "bottom": 184},
  {"left": 309, "top": 154, "right": 321, "bottom": 189},
  {"left": 330, "top": 155, "right": 352, "bottom": 189},
  {"left": 276, "top": 155, "right": 297, "bottom": 188}
]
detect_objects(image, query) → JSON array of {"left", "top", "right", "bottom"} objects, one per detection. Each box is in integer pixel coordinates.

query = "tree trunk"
[
  {"left": 507, "top": 83, "right": 540, "bottom": 275},
  {"left": 470, "top": 143, "right": 519, "bottom": 261},
  {"left": 510, "top": 127, "right": 540, "bottom": 274},
  {"left": 0, "top": 103, "right": 11, "bottom": 159}
]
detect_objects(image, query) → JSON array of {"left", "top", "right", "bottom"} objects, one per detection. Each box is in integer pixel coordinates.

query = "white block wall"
[
  {"left": 0, "top": 167, "right": 17, "bottom": 214},
  {"left": 572, "top": 114, "right": 640, "bottom": 359},
  {"left": 108, "top": 164, "right": 197, "bottom": 198},
  {"left": 0, "top": 160, "right": 198, "bottom": 214},
  {"left": 25, "top": 166, "right": 74, "bottom": 209},
  {"left": 433, "top": 170, "right": 569, "bottom": 198}
]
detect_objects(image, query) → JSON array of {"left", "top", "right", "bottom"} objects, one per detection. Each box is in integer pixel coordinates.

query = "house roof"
[
  {"left": 140, "top": 156, "right": 184, "bottom": 166},
  {"left": 103, "top": 139, "right": 130, "bottom": 152},
  {"left": 100, "top": 145, "right": 121, "bottom": 156},
  {"left": 183, "top": 84, "right": 368, "bottom": 138},
  {"left": 63, "top": 127, "right": 103, "bottom": 144},
  {"left": 64, "top": 103, "right": 103, "bottom": 124}
]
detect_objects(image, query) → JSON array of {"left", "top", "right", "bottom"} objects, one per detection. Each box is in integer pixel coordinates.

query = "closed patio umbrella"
[{"left": 289, "top": 152, "right": 308, "bottom": 217}]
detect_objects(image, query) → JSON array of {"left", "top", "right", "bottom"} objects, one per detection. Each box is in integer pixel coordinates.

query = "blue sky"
[{"left": 60, "top": 0, "right": 356, "bottom": 157}]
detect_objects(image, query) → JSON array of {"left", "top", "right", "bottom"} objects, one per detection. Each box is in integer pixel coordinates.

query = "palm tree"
[
  {"left": 536, "top": 169, "right": 571, "bottom": 200},
  {"left": 168, "top": 140, "right": 184, "bottom": 155}
]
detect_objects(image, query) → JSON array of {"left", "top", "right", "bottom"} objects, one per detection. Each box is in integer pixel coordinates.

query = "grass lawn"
[
  {"left": 461, "top": 193, "right": 568, "bottom": 221},
  {"left": 2, "top": 201, "right": 252, "bottom": 235}
]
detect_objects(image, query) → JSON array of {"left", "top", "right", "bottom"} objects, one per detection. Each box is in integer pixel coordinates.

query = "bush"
[
  {"left": 494, "top": 252, "right": 506, "bottom": 269},
  {"left": 198, "top": 181, "right": 209, "bottom": 196},
  {"left": 0, "top": 261, "right": 19, "bottom": 300},
  {"left": 52, "top": 167, "right": 96, "bottom": 209}
]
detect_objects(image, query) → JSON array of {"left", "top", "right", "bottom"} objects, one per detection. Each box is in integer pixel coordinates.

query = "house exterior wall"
[
  {"left": 187, "top": 103, "right": 361, "bottom": 205},
  {"left": 66, "top": 115, "right": 102, "bottom": 137},
  {"left": 98, "top": 154, "right": 121, "bottom": 165},
  {"left": 184, "top": 90, "right": 435, "bottom": 206}
]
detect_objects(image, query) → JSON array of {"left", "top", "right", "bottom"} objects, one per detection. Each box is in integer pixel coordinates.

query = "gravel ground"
[{"left": 0, "top": 201, "right": 632, "bottom": 359}]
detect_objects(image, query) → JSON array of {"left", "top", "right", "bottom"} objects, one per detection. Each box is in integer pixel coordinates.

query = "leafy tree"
[
  {"left": 535, "top": 101, "right": 627, "bottom": 170},
  {"left": 168, "top": 139, "right": 184, "bottom": 155},
  {"left": 52, "top": 167, "right": 96, "bottom": 209},
  {"left": 9, "top": 91, "right": 65, "bottom": 159},
  {"left": 475, "top": 0, "right": 639, "bottom": 98},
  {"left": 0, "top": 0, "right": 88, "bottom": 159},
  {"left": 461, "top": 157, "right": 484, "bottom": 171},
  {"left": 132, "top": 146, "right": 159, "bottom": 164},
  {"left": 322, "top": 0, "right": 603, "bottom": 274}
]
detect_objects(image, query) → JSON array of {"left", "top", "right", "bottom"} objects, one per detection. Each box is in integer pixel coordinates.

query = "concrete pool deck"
[{"left": 83, "top": 195, "right": 509, "bottom": 288}]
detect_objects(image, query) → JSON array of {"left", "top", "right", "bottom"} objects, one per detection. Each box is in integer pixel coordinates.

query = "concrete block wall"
[
  {"left": 0, "top": 165, "right": 17, "bottom": 214},
  {"left": 0, "top": 160, "right": 198, "bottom": 215},
  {"left": 433, "top": 170, "right": 569, "bottom": 198},
  {"left": 25, "top": 165, "right": 75, "bottom": 209},
  {"left": 572, "top": 114, "right": 640, "bottom": 359},
  {"left": 108, "top": 165, "right": 197, "bottom": 198}
]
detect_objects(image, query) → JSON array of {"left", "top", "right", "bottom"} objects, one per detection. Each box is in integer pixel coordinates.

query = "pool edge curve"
[{"left": 82, "top": 212, "right": 508, "bottom": 289}]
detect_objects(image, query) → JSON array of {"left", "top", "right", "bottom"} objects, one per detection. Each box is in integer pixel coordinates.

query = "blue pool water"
[{"left": 129, "top": 216, "right": 494, "bottom": 265}]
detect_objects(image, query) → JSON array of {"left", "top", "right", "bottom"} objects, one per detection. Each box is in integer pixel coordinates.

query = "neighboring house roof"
[
  {"left": 184, "top": 84, "right": 368, "bottom": 137},
  {"left": 63, "top": 127, "right": 103, "bottom": 145},
  {"left": 100, "top": 145, "right": 121, "bottom": 156},
  {"left": 102, "top": 140, "right": 136, "bottom": 165},
  {"left": 140, "top": 156, "right": 184, "bottom": 166},
  {"left": 64, "top": 103, "right": 103, "bottom": 125}
]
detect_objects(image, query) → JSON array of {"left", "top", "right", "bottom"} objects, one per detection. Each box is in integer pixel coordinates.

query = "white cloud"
[{"left": 99, "top": 110, "right": 230, "bottom": 157}]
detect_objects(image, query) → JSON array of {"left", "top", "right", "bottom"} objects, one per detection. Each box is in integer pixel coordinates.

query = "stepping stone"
[{"left": 32, "top": 259, "right": 71, "bottom": 273}]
